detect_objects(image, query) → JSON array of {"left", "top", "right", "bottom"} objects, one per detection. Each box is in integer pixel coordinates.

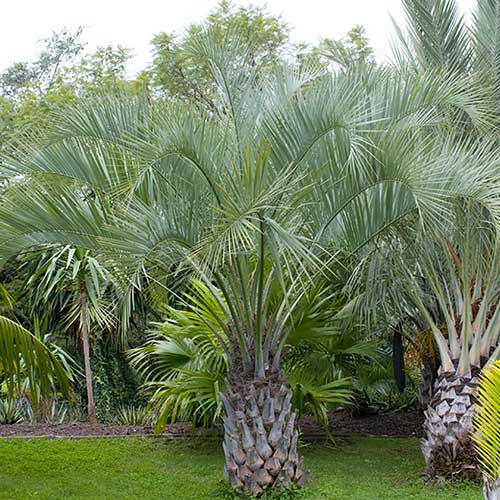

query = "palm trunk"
[
  {"left": 80, "top": 284, "right": 96, "bottom": 424},
  {"left": 421, "top": 364, "right": 480, "bottom": 481},
  {"left": 483, "top": 477, "right": 500, "bottom": 500},
  {"left": 221, "top": 369, "right": 307, "bottom": 497}
]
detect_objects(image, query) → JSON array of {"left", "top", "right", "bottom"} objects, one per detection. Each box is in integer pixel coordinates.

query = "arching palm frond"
[
  {"left": 0, "top": 315, "right": 70, "bottom": 407},
  {"left": 473, "top": 361, "right": 500, "bottom": 484}
]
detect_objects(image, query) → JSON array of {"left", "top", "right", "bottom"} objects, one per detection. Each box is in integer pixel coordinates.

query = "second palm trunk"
[{"left": 421, "top": 364, "right": 479, "bottom": 480}]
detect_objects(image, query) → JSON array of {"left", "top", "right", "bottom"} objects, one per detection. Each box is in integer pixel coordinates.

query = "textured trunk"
[
  {"left": 483, "top": 478, "right": 500, "bottom": 500},
  {"left": 221, "top": 369, "right": 307, "bottom": 497},
  {"left": 421, "top": 366, "right": 480, "bottom": 481},
  {"left": 80, "top": 285, "right": 96, "bottom": 424}
]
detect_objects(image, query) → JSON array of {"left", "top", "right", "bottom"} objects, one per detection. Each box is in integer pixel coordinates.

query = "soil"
[
  {"left": 303, "top": 409, "right": 424, "bottom": 438},
  {"left": 0, "top": 410, "right": 423, "bottom": 439}
]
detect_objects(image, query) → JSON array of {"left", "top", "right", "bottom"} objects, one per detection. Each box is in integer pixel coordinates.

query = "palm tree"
[
  {"left": 390, "top": 0, "right": 500, "bottom": 479},
  {"left": 0, "top": 30, "right": 497, "bottom": 494},
  {"left": 360, "top": 205, "right": 500, "bottom": 480},
  {"left": 22, "top": 245, "right": 116, "bottom": 422},
  {"left": 473, "top": 360, "right": 500, "bottom": 499},
  {"left": 414, "top": 223, "right": 500, "bottom": 480}
]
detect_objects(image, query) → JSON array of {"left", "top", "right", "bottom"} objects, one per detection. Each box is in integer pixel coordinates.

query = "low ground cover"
[{"left": 0, "top": 436, "right": 479, "bottom": 499}]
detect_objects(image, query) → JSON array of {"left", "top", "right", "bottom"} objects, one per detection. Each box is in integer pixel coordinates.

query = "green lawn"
[{"left": 0, "top": 436, "right": 480, "bottom": 499}]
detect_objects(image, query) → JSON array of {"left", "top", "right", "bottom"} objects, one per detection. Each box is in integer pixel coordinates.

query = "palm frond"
[
  {"left": 0, "top": 316, "right": 71, "bottom": 407},
  {"left": 473, "top": 361, "right": 500, "bottom": 482}
]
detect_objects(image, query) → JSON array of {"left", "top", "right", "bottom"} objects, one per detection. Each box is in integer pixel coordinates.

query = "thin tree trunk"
[
  {"left": 421, "top": 364, "right": 480, "bottom": 481},
  {"left": 80, "top": 284, "right": 96, "bottom": 424},
  {"left": 221, "top": 368, "right": 307, "bottom": 497},
  {"left": 483, "top": 477, "right": 500, "bottom": 500}
]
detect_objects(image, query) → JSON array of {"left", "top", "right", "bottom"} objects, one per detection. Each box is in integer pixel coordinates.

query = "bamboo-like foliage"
[{"left": 473, "top": 361, "right": 500, "bottom": 483}]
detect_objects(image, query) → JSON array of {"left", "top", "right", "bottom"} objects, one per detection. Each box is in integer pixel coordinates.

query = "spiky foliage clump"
[{"left": 114, "top": 405, "right": 153, "bottom": 426}]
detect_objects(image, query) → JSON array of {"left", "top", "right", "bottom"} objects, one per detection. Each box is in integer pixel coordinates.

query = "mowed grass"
[{"left": 0, "top": 436, "right": 480, "bottom": 500}]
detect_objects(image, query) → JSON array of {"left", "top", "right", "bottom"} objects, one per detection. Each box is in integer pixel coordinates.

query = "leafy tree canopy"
[{"left": 148, "top": 0, "right": 290, "bottom": 105}]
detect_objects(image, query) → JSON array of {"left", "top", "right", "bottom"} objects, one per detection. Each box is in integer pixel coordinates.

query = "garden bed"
[{"left": 0, "top": 410, "right": 423, "bottom": 438}]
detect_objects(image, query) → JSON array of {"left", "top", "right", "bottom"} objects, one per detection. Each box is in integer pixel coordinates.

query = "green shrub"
[
  {"left": 114, "top": 405, "right": 153, "bottom": 426},
  {"left": 0, "top": 399, "right": 24, "bottom": 424}
]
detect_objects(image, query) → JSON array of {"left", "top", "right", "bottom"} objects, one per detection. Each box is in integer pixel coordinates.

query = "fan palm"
[
  {"left": 0, "top": 29, "right": 498, "bottom": 494},
  {"left": 129, "top": 280, "right": 356, "bottom": 435},
  {"left": 473, "top": 360, "right": 500, "bottom": 499}
]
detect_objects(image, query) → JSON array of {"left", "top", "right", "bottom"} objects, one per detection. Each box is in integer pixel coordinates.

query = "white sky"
[{"left": 1, "top": 0, "right": 477, "bottom": 76}]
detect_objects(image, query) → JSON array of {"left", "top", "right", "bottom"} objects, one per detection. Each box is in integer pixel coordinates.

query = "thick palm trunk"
[
  {"left": 483, "top": 478, "right": 500, "bottom": 500},
  {"left": 80, "top": 286, "right": 96, "bottom": 424},
  {"left": 421, "top": 365, "right": 480, "bottom": 480},
  {"left": 221, "top": 369, "right": 307, "bottom": 497}
]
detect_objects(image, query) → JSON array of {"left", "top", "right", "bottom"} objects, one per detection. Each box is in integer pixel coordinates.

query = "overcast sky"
[{"left": 1, "top": 0, "right": 477, "bottom": 76}]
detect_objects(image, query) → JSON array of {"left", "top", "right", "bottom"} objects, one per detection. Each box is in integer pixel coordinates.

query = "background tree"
[
  {"left": 148, "top": 0, "right": 289, "bottom": 107},
  {"left": 0, "top": 28, "right": 138, "bottom": 154}
]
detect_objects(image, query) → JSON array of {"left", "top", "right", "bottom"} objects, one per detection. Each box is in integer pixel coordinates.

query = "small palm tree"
[{"left": 473, "top": 361, "right": 500, "bottom": 499}]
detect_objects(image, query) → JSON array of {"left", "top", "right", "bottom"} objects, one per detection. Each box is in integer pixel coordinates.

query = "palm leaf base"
[
  {"left": 221, "top": 369, "right": 308, "bottom": 496},
  {"left": 421, "top": 367, "right": 480, "bottom": 481},
  {"left": 483, "top": 477, "right": 500, "bottom": 500}
]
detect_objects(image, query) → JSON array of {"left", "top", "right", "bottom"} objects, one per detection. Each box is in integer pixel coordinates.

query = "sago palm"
[{"left": 0, "top": 29, "right": 498, "bottom": 495}]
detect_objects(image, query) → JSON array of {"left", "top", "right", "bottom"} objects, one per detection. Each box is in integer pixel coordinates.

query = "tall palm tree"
[
  {"left": 0, "top": 30, "right": 497, "bottom": 494},
  {"left": 391, "top": 0, "right": 500, "bottom": 479},
  {"left": 22, "top": 245, "right": 116, "bottom": 422}
]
